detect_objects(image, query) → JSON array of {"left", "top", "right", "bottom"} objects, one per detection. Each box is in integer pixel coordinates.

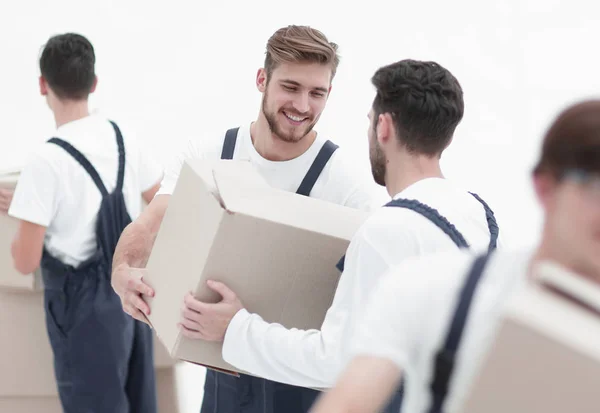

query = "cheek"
[{"left": 311, "top": 99, "right": 327, "bottom": 116}]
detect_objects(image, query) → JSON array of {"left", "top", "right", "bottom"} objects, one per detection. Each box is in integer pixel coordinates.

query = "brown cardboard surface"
[
  {"left": 156, "top": 367, "right": 180, "bottom": 413},
  {"left": 0, "top": 171, "right": 42, "bottom": 292},
  {"left": 0, "top": 368, "right": 179, "bottom": 412},
  {"left": 154, "top": 333, "right": 178, "bottom": 369},
  {"left": 0, "top": 290, "right": 57, "bottom": 396},
  {"left": 459, "top": 263, "right": 600, "bottom": 413},
  {"left": 0, "top": 396, "right": 63, "bottom": 413},
  {"left": 144, "top": 159, "right": 369, "bottom": 373}
]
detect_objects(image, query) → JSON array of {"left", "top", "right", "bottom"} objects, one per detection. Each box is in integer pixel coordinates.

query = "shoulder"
[
  {"left": 357, "top": 201, "right": 442, "bottom": 243},
  {"left": 379, "top": 249, "right": 477, "bottom": 301},
  {"left": 319, "top": 143, "right": 389, "bottom": 211},
  {"left": 22, "top": 140, "right": 65, "bottom": 174}
]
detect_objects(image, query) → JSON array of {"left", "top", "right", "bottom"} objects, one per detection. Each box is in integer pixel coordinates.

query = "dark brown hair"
[
  {"left": 371, "top": 59, "right": 464, "bottom": 156},
  {"left": 533, "top": 100, "right": 600, "bottom": 177}
]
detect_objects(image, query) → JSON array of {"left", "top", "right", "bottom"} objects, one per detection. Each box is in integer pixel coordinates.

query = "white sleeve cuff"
[{"left": 222, "top": 308, "right": 252, "bottom": 367}]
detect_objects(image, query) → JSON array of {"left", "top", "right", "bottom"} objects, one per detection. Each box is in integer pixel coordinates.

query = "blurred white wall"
[{"left": 1, "top": 0, "right": 598, "bottom": 410}]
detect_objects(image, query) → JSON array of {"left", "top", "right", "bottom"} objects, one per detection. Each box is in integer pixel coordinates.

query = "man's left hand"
[{"left": 179, "top": 280, "right": 244, "bottom": 342}]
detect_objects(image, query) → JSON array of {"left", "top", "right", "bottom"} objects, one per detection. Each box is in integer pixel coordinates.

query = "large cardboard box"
[
  {"left": 460, "top": 261, "right": 600, "bottom": 413},
  {"left": 0, "top": 169, "right": 43, "bottom": 292},
  {"left": 144, "top": 159, "right": 368, "bottom": 374}
]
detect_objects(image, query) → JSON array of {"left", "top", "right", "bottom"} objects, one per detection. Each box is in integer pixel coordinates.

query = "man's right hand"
[{"left": 111, "top": 263, "right": 155, "bottom": 324}]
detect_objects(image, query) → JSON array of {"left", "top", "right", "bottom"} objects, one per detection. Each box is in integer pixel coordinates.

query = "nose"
[{"left": 292, "top": 92, "right": 310, "bottom": 114}]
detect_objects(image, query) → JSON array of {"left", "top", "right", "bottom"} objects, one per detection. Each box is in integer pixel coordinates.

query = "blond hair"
[{"left": 264, "top": 25, "right": 339, "bottom": 81}]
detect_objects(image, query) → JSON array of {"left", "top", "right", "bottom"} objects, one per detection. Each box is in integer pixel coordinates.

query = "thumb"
[{"left": 207, "top": 280, "right": 236, "bottom": 302}]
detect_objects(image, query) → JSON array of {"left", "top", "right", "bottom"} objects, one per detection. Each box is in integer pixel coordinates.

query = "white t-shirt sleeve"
[
  {"left": 156, "top": 139, "right": 204, "bottom": 196},
  {"left": 8, "top": 150, "right": 60, "bottom": 227},
  {"left": 350, "top": 268, "right": 425, "bottom": 370},
  {"left": 344, "top": 179, "right": 390, "bottom": 212},
  {"left": 350, "top": 252, "right": 472, "bottom": 370},
  {"left": 137, "top": 145, "right": 164, "bottom": 192}
]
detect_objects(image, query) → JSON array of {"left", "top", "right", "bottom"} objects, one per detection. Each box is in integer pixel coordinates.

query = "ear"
[
  {"left": 376, "top": 113, "right": 394, "bottom": 146},
  {"left": 90, "top": 75, "right": 98, "bottom": 93},
  {"left": 256, "top": 68, "right": 267, "bottom": 93},
  {"left": 39, "top": 76, "right": 48, "bottom": 96},
  {"left": 533, "top": 173, "right": 557, "bottom": 210}
]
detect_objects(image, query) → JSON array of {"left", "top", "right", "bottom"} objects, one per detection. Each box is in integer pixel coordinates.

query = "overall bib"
[
  {"left": 336, "top": 196, "right": 499, "bottom": 413},
  {"left": 41, "top": 121, "right": 157, "bottom": 413},
  {"left": 200, "top": 127, "right": 338, "bottom": 413}
]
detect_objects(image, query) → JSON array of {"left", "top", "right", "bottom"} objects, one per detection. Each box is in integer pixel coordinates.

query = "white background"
[{"left": 1, "top": 0, "right": 598, "bottom": 410}]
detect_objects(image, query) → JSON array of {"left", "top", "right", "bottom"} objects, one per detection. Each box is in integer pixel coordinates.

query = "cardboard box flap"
[
  {"left": 209, "top": 159, "right": 273, "bottom": 211},
  {"left": 211, "top": 161, "right": 365, "bottom": 242},
  {"left": 535, "top": 260, "right": 600, "bottom": 316},
  {"left": 503, "top": 263, "right": 600, "bottom": 362}
]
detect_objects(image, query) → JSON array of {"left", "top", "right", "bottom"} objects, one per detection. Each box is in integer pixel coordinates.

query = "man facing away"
[
  {"left": 0, "top": 33, "right": 163, "bottom": 412},
  {"left": 110, "top": 25, "right": 386, "bottom": 413},
  {"left": 310, "top": 99, "right": 600, "bottom": 413},
  {"left": 176, "top": 59, "right": 502, "bottom": 413}
]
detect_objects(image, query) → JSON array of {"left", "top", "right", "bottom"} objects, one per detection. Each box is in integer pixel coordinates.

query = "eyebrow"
[{"left": 280, "top": 79, "right": 329, "bottom": 94}]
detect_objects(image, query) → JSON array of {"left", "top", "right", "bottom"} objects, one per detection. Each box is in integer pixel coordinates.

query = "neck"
[
  {"left": 530, "top": 230, "right": 600, "bottom": 284},
  {"left": 250, "top": 115, "right": 317, "bottom": 162},
  {"left": 52, "top": 100, "right": 90, "bottom": 128},
  {"left": 385, "top": 152, "right": 444, "bottom": 197}
]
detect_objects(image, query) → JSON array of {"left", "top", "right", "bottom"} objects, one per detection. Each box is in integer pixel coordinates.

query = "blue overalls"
[
  {"left": 40, "top": 121, "right": 157, "bottom": 413},
  {"left": 336, "top": 195, "right": 499, "bottom": 413},
  {"left": 200, "top": 127, "right": 339, "bottom": 413},
  {"left": 426, "top": 252, "right": 492, "bottom": 413}
]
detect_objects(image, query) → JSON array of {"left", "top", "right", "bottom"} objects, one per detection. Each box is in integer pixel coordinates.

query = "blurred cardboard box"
[
  {"left": 0, "top": 396, "right": 63, "bottom": 413},
  {"left": 144, "top": 159, "right": 368, "bottom": 374},
  {"left": 0, "top": 169, "right": 43, "bottom": 292},
  {"left": 460, "top": 261, "right": 600, "bottom": 413}
]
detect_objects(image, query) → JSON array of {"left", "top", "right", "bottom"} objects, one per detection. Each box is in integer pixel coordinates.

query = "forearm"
[
  {"left": 112, "top": 194, "right": 169, "bottom": 269},
  {"left": 223, "top": 310, "right": 342, "bottom": 388},
  {"left": 309, "top": 357, "right": 402, "bottom": 413}
]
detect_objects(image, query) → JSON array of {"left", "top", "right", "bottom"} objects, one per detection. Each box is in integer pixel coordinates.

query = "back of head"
[
  {"left": 534, "top": 100, "right": 600, "bottom": 178},
  {"left": 39, "top": 33, "right": 96, "bottom": 100},
  {"left": 264, "top": 25, "right": 339, "bottom": 82},
  {"left": 371, "top": 59, "right": 464, "bottom": 156}
]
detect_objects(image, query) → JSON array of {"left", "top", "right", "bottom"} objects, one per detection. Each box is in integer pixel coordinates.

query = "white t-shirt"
[
  {"left": 350, "top": 248, "right": 531, "bottom": 413},
  {"left": 8, "top": 114, "right": 163, "bottom": 267},
  {"left": 157, "top": 122, "right": 388, "bottom": 210},
  {"left": 222, "top": 177, "right": 504, "bottom": 389}
]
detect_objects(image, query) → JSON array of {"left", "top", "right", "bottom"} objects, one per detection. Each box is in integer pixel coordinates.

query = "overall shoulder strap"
[
  {"left": 109, "top": 121, "right": 126, "bottom": 192},
  {"left": 336, "top": 197, "right": 471, "bottom": 274},
  {"left": 427, "top": 253, "right": 492, "bottom": 413},
  {"left": 221, "top": 127, "right": 239, "bottom": 160},
  {"left": 296, "top": 140, "right": 339, "bottom": 197},
  {"left": 386, "top": 199, "right": 470, "bottom": 249},
  {"left": 469, "top": 192, "right": 499, "bottom": 251},
  {"left": 47, "top": 137, "right": 109, "bottom": 198}
]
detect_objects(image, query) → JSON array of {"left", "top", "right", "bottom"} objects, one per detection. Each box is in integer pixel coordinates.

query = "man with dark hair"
[
  {"left": 183, "top": 59, "right": 501, "bottom": 412},
  {"left": 110, "top": 25, "right": 386, "bottom": 413},
  {"left": 0, "top": 33, "right": 163, "bottom": 412},
  {"left": 309, "top": 99, "right": 600, "bottom": 413}
]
